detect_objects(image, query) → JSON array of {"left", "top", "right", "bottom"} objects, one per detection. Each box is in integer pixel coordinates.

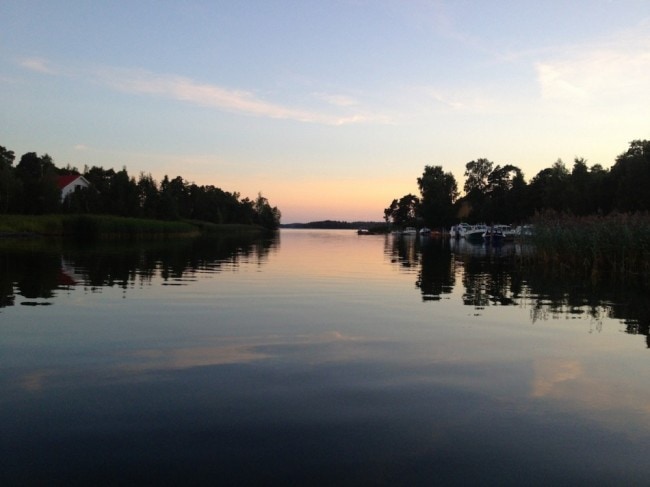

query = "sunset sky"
[{"left": 2, "top": 1, "right": 649, "bottom": 222}]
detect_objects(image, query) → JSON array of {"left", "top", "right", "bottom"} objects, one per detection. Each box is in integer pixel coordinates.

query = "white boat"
[
  {"left": 483, "top": 224, "right": 515, "bottom": 242},
  {"left": 419, "top": 227, "right": 431, "bottom": 236},
  {"left": 450, "top": 223, "right": 470, "bottom": 239},
  {"left": 463, "top": 224, "right": 488, "bottom": 242},
  {"left": 402, "top": 227, "right": 417, "bottom": 235}
]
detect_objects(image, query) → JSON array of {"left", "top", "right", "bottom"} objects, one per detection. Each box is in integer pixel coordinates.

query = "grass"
[
  {"left": 531, "top": 212, "right": 650, "bottom": 282},
  {"left": 0, "top": 214, "right": 268, "bottom": 240}
]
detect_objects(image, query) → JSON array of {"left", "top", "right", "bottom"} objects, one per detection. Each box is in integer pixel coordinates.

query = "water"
[{"left": 2, "top": 229, "right": 650, "bottom": 485}]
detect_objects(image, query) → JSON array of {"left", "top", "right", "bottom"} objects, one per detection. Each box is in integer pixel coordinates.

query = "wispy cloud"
[
  {"left": 536, "top": 27, "right": 650, "bottom": 104},
  {"left": 94, "top": 67, "right": 385, "bottom": 126},
  {"left": 18, "top": 58, "right": 388, "bottom": 126},
  {"left": 20, "top": 57, "right": 56, "bottom": 74},
  {"left": 313, "top": 92, "right": 360, "bottom": 107},
  {"left": 423, "top": 86, "right": 499, "bottom": 113}
]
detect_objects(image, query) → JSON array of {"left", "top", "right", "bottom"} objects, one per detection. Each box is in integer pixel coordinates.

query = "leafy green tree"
[
  {"left": 384, "top": 194, "right": 419, "bottom": 228},
  {"left": 463, "top": 158, "right": 494, "bottom": 221},
  {"left": 15, "top": 152, "right": 60, "bottom": 214},
  {"left": 253, "top": 193, "right": 282, "bottom": 229},
  {"left": 108, "top": 168, "right": 139, "bottom": 216},
  {"left": 0, "top": 146, "right": 20, "bottom": 213},
  {"left": 565, "top": 157, "right": 610, "bottom": 215},
  {"left": 484, "top": 164, "right": 526, "bottom": 222},
  {"left": 528, "top": 159, "right": 570, "bottom": 213},
  {"left": 159, "top": 175, "right": 192, "bottom": 220},
  {"left": 136, "top": 172, "right": 160, "bottom": 218},
  {"left": 609, "top": 140, "right": 650, "bottom": 212},
  {"left": 417, "top": 165, "right": 458, "bottom": 229}
]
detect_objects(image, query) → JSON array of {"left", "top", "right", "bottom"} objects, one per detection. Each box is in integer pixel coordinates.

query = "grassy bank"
[
  {"left": 0, "top": 214, "right": 266, "bottom": 240},
  {"left": 531, "top": 212, "right": 650, "bottom": 281}
]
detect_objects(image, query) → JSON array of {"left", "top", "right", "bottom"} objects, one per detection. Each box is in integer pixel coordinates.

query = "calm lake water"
[{"left": 2, "top": 229, "right": 650, "bottom": 485}]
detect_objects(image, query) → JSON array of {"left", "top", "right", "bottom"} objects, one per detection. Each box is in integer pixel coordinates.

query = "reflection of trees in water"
[
  {"left": 0, "top": 234, "right": 277, "bottom": 307},
  {"left": 458, "top": 252, "right": 520, "bottom": 309},
  {"left": 384, "top": 234, "right": 420, "bottom": 271},
  {"left": 417, "top": 239, "right": 456, "bottom": 301},
  {"left": 389, "top": 236, "right": 650, "bottom": 346},
  {"left": 386, "top": 235, "right": 456, "bottom": 301}
]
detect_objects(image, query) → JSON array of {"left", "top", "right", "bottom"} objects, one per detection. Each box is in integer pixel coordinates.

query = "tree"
[
  {"left": 463, "top": 158, "right": 494, "bottom": 221},
  {"left": 417, "top": 165, "right": 458, "bottom": 229},
  {"left": 528, "top": 159, "right": 569, "bottom": 213},
  {"left": 484, "top": 164, "right": 526, "bottom": 222},
  {"left": 15, "top": 152, "right": 59, "bottom": 214},
  {"left": 384, "top": 194, "right": 419, "bottom": 228},
  {"left": 136, "top": 172, "right": 159, "bottom": 218},
  {"left": 253, "top": 193, "right": 282, "bottom": 230},
  {"left": 609, "top": 140, "right": 650, "bottom": 212},
  {"left": 0, "top": 146, "right": 20, "bottom": 213}
]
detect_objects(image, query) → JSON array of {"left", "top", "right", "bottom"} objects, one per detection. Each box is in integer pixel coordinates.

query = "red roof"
[{"left": 57, "top": 174, "right": 82, "bottom": 189}]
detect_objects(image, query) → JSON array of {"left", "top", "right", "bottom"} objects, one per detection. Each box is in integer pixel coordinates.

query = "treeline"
[
  {"left": 0, "top": 146, "right": 281, "bottom": 229},
  {"left": 385, "top": 139, "right": 650, "bottom": 229}
]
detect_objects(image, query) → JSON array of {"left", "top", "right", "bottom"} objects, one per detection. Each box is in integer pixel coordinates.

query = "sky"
[{"left": 2, "top": 1, "right": 649, "bottom": 223}]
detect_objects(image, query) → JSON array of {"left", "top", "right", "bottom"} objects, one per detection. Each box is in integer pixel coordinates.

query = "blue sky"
[{"left": 2, "top": 1, "right": 649, "bottom": 222}]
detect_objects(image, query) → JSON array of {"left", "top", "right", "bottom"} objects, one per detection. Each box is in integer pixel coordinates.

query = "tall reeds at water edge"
[
  {"left": 531, "top": 212, "right": 650, "bottom": 282},
  {"left": 0, "top": 215, "right": 268, "bottom": 240}
]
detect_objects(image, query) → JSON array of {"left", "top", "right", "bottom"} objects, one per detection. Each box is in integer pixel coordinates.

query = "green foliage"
[
  {"left": 384, "top": 140, "right": 650, "bottom": 254},
  {"left": 0, "top": 145, "right": 281, "bottom": 230},
  {"left": 531, "top": 212, "right": 650, "bottom": 282},
  {"left": 417, "top": 165, "right": 458, "bottom": 228},
  {"left": 384, "top": 194, "right": 419, "bottom": 228}
]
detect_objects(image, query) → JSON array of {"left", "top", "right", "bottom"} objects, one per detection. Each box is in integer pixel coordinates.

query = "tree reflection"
[
  {"left": 385, "top": 235, "right": 456, "bottom": 301},
  {"left": 387, "top": 236, "right": 650, "bottom": 347},
  {"left": 0, "top": 234, "right": 277, "bottom": 306}
]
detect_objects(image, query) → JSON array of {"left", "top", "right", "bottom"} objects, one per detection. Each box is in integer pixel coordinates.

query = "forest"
[
  {"left": 385, "top": 139, "right": 650, "bottom": 229},
  {"left": 0, "top": 146, "right": 281, "bottom": 230}
]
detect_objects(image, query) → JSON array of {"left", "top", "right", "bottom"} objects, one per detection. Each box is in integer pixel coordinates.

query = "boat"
[
  {"left": 357, "top": 228, "right": 371, "bottom": 235},
  {"left": 483, "top": 224, "right": 515, "bottom": 243},
  {"left": 463, "top": 224, "right": 488, "bottom": 242},
  {"left": 419, "top": 227, "right": 431, "bottom": 236},
  {"left": 450, "top": 223, "right": 470, "bottom": 239},
  {"left": 482, "top": 226, "right": 505, "bottom": 244},
  {"left": 402, "top": 227, "right": 417, "bottom": 235}
]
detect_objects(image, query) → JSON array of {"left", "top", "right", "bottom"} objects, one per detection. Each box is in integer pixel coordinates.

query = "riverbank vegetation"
[
  {"left": 530, "top": 212, "right": 650, "bottom": 282},
  {"left": 385, "top": 140, "right": 650, "bottom": 231},
  {"left": 0, "top": 214, "right": 267, "bottom": 240},
  {"left": 0, "top": 146, "right": 281, "bottom": 231},
  {"left": 384, "top": 139, "right": 650, "bottom": 280}
]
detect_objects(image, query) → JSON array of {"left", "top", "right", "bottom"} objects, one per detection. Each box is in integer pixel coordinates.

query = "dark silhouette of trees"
[
  {"left": 462, "top": 158, "right": 493, "bottom": 220},
  {"left": 384, "top": 194, "right": 419, "bottom": 228},
  {"left": 0, "top": 146, "right": 20, "bottom": 213},
  {"left": 0, "top": 146, "right": 281, "bottom": 229},
  {"left": 609, "top": 140, "right": 650, "bottom": 212},
  {"left": 14, "top": 152, "right": 60, "bottom": 214},
  {"left": 417, "top": 165, "right": 458, "bottom": 229},
  {"left": 385, "top": 140, "right": 650, "bottom": 228}
]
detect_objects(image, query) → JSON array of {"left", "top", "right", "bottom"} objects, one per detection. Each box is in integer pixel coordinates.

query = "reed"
[
  {"left": 0, "top": 214, "right": 260, "bottom": 240},
  {"left": 531, "top": 212, "right": 650, "bottom": 281}
]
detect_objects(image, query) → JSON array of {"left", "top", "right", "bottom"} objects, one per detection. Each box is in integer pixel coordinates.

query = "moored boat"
[
  {"left": 464, "top": 224, "right": 488, "bottom": 242},
  {"left": 450, "top": 222, "right": 470, "bottom": 239},
  {"left": 484, "top": 224, "right": 515, "bottom": 243}
]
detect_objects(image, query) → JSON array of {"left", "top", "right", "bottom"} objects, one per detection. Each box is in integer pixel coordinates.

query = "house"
[{"left": 57, "top": 174, "right": 91, "bottom": 202}]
